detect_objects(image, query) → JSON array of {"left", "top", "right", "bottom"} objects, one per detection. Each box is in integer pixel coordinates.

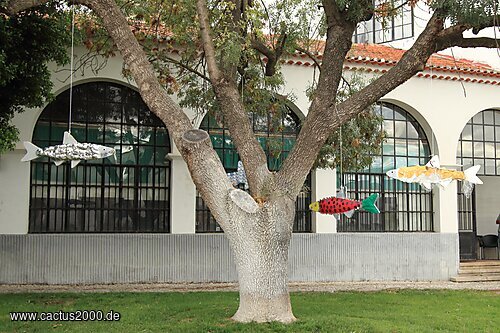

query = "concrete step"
[
  {"left": 451, "top": 261, "right": 500, "bottom": 282},
  {"left": 460, "top": 262, "right": 500, "bottom": 272},
  {"left": 460, "top": 260, "right": 500, "bottom": 267},
  {"left": 451, "top": 273, "right": 500, "bottom": 282},
  {"left": 460, "top": 267, "right": 500, "bottom": 274}
]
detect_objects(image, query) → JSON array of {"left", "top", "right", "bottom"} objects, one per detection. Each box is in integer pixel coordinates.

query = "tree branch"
[
  {"left": 295, "top": 46, "right": 322, "bottom": 71},
  {"left": 162, "top": 54, "right": 210, "bottom": 82},
  {"left": 5, "top": 0, "right": 237, "bottom": 228},
  {"left": 434, "top": 13, "right": 500, "bottom": 47},
  {"left": 276, "top": 2, "right": 356, "bottom": 195},
  {"left": 250, "top": 35, "right": 275, "bottom": 73},
  {"left": 196, "top": 0, "right": 223, "bottom": 83},
  {"left": 4, "top": 0, "right": 49, "bottom": 14},
  {"left": 321, "top": 0, "right": 343, "bottom": 26},
  {"left": 339, "top": 12, "right": 444, "bottom": 120},
  {"left": 196, "top": 0, "right": 271, "bottom": 196},
  {"left": 471, "top": 15, "right": 500, "bottom": 34},
  {"left": 250, "top": 30, "right": 287, "bottom": 76},
  {"left": 438, "top": 36, "right": 499, "bottom": 50},
  {"left": 277, "top": 10, "right": 445, "bottom": 197},
  {"left": 434, "top": 21, "right": 500, "bottom": 51}
]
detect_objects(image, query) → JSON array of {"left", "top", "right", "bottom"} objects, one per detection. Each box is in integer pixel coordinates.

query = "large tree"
[{"left": 3, "top": 0, "right": 499, "bottom": 323}]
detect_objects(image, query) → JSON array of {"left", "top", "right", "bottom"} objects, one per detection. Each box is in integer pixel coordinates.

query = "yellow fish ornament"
[{"left": 386, "top": 156, "right": 482, "bottom": 198}]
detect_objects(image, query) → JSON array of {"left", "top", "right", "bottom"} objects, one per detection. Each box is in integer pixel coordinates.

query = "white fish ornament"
[
  {"left": 386, "top": 155, "right": 482, "bottom": 198},
  {"left": 21, "top": 131, "right": 115, "bottom": 168}
]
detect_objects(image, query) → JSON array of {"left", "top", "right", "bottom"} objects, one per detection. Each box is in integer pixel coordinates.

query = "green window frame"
[{"left": 29, "top": 82, "right": 171, "bottom": 233}]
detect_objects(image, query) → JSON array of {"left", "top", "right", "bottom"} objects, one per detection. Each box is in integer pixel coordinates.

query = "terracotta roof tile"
[
  {"left": 127, "top": 20, "right": 499, "bottom": 81},
  {"left": 296, "top": 42, "right": 499, "bottom": 75}
]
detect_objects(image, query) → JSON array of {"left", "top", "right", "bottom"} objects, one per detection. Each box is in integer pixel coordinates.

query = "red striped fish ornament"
[{"left": 309, "top": 192, "right": 380, "bottom": 218}]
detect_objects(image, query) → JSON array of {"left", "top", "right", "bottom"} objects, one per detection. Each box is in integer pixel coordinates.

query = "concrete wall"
[{"left": 0, "top": 233, "right": 458, "bottom": 284}]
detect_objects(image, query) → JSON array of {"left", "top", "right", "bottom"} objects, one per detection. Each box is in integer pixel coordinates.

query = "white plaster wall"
[
  {"left": 0, "top": 150, "right": 30, "bottom": 233},
  {"left": 169, "top": 155, "right": 196, "bottom": 233},
  {"left": 281, "top": 61, "right": 500, "bottom": 235},
  {"left": 312, "top": 168, "right": 337, "bottom": 233},
  {"left": 1, "top": 45, "right": 499, "bottom": 237},
  {"left": 280, "top": 64, "right": 316, "bottom": 116},
  {"left": 382, "top": 74, "right": 500, "bottom": 233}
]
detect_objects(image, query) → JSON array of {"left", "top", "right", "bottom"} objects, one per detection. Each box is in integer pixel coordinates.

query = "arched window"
[
  {"left": 456, "top": 109, "right": 500, "bottom": 259},
  {"left": 338, "top": 102, "right": 433, "bottom": 232},
  {"left": 457, "top": 109, "right": 500, "bottom": 176},
  {"left": 196, "top": 106, "right": 311, "bottom": 232},
  {"left": 29, "top": 82, "right": 171, "bottom": 233}
]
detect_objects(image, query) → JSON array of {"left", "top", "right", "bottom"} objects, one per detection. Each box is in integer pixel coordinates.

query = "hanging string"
[
  {"left": 339, "top": 124, "right": 343, "bottom": 188},
  {"left": 450, "top": 48, "right": 467, "bottom": 98},
  {"left": 429, "top": 55, "right": 435, "bottom": 157},
  {"left": 334, "top": 104, "right": 344, "bottom": 190},
  {"left": 68, "top": 5, "right": 76, "bottom": 133}
]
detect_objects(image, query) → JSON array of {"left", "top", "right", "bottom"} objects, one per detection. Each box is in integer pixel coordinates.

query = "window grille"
[
  {"left": 457, "top": 109, "right": 500, "bottom": 176},
  {"left": 353, "top": 0, "right": 414, "bottom": 44},
  {"left": 338, "top": 102, "right": 434, "bottom": 232},
  {"left": 29, "top": 82, "right": 171, "bottom": 233},
  {"left": 457, "top": 183, "right": 476, "bottom": 232}
]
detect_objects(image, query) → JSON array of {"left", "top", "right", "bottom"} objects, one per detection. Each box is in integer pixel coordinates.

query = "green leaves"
[
  {"left": 313, "top": 74, "right": 385, "bottom": 171},
  {"left": 0, "top": 116, "right": 19, "bottom": 153},
  {"left": 430, "top": 0, "right": 499, "bottom": 26},
  {"left": 0, "top": 1, "right": 70, "bottom": 154},
  {"left": 313, "top": 108, "right": 385, "bottom": 171}
]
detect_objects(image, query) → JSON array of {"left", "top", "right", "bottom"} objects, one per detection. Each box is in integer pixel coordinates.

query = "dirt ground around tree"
[{"left": 1, "top": 281, "right": 499, "bottom": 294}]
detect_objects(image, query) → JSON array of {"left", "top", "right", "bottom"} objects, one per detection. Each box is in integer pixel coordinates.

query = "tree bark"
[{"left": 224, "top": 194, "right": 297, "bottom": 323}]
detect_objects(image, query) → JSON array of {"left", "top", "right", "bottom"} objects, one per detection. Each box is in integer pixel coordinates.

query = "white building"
[{"left": 1, "top": 5, "right": 499, "bottom": 283}]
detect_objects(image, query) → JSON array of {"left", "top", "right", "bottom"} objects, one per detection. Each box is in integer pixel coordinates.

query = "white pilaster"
[
  {"left": 312, "top": 168, "right": 337, "bottom": 233},
  {"left": 433, "top": 154, "right": 459, "bottom": 233},
  {"left": 168, "top": 154, "right": 196, "bottom": 234},
  {"left": 0, "top": 150, "right": 30, "bottom": 234}
]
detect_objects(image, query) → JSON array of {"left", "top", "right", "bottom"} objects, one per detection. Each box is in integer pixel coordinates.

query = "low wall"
[{"left": 0, "top": 233, "right": 458, "bottom": 284}]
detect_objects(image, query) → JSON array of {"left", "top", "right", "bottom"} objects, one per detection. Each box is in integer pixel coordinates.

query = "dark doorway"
[{"left": 458, "top": 185, "right": 477, "bottom": 260}]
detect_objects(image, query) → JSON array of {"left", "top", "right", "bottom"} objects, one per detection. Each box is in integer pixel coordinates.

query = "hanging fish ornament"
[
  {"left": 227, "top": 161, "right": 248, "bottom": 190},
  {"left": 385, "top": 155, "right": 482, "bottom": 198},
  {"left": 21, "top": 131, "right": 116, "bottom": 168},
  {"left": 309, "top": 189, "right": 380, "bottom": 218}
]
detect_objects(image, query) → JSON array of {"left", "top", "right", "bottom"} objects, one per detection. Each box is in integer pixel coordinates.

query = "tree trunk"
[
  {"left": 225, "top": 193, "right": 297, "bottom": 323},
  {"left": 231, "top": 238, "right": 295, "bottom": 323}
]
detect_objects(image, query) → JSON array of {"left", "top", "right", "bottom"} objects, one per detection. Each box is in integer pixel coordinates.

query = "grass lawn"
[{"left": 0, "top": 290, "right": 498, "bottom": 332}]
